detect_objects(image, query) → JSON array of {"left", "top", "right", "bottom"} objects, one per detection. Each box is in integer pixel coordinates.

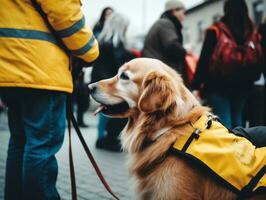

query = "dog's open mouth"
[{"left": 94, "top": 101, "right": 130, "bottom": 116}]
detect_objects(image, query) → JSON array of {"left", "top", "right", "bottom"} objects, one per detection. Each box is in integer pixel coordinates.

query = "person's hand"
[
  {"left": 71, "top": 57, "right": 95, "bottom": 80},
  {"left": 72, "top": 57, "right": 93, "bottom": 69},
  {"left": 186, "top": 50, "right": 194, "bottom": 56}
]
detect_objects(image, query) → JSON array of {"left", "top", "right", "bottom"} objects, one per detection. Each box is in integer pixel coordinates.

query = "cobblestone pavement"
[{"left": 0, "top": 110, "right": 136, "bottom": 200}]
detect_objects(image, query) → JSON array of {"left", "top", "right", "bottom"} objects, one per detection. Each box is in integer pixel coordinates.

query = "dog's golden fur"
[{"left": 90, "top": 58, "right": 265, "bottom": 200}]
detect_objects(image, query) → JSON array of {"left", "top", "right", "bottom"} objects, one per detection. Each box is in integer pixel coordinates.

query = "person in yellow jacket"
[{"left": 0, "top": 1, "right": 99, "bottom": 200}]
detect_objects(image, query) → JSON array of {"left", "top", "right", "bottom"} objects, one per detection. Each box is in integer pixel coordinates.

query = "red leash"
[{"left": 67, "top": 99, "right": 120, "bottom": 200}]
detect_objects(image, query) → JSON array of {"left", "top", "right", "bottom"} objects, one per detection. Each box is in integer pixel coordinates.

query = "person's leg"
[
  {"left": 3, "top": 92, "right": 25, "bottom": 200},
  {"left": 77, "top": 99, "right": 88, "bottom": 127},
  {"left": 77, "top": 85, "right": 89, "bottom": 127},
  {"left": 230, "top": 91, "right": 248, "bottom": 128},
  {"left": 106, "top": 118, "right": 127, "bottom": 140},
  {"left": 206, "top": 92, "right": 232, "bottom": 128},
  {"left": 21, "top": 90, "right": 66, "bottom": 200},
  {"left": 104, "top": 118, "right": 127, "bottom": 151},
  {"left": 97, "top": 113, "right": 110, "bottom": 139},
  {"left": 244, "top": 86, "right": 264, "bottom": 127}
]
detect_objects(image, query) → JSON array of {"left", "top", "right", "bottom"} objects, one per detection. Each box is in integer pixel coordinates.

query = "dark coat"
[
  {"left": 259, "top": 23, "right": 266, "bottom": 77},
  {"left": 259, "top": 22, "right": 266, "bottom": 124},
  {"left": 91, "top": 41, "right": 134, "bottom": 83},
  {"left": 142, "top": 15, "right": 186, "bottom": 79},
  {"left": 93, "top": 22, "right": 103, "bottom": 39}
]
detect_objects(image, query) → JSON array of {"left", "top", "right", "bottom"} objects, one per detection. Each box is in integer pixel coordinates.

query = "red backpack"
[{"left": 208, "top": 22, "right": 264, "bottom": 83}]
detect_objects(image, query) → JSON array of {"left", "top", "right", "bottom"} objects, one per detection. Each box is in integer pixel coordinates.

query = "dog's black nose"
[{"left": 88, "top": 83, "right": 97, "bottom": 94}]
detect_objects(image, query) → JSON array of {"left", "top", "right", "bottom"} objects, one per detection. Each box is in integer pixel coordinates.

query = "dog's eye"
[{"left": 119, "top": 72, "right": 130, "bottom": 80}]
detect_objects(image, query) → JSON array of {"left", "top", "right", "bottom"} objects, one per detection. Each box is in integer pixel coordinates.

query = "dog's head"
[{"left": 89, "top": 58, "right": 199, "bottom": 118}]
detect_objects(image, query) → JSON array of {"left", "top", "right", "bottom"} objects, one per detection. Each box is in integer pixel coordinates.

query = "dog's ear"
[{"left": 138, "top": 71, "right": 176, "bottom": 113}]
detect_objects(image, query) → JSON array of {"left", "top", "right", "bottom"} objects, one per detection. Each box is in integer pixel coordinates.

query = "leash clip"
[
  {"left": 203, "top": 114, "right": 217, "bottom": 130},
  {"left": 205, "top": 116, "right": 213, "bottom": 129},
  {"left": 190, "top": 115, "right": 213, "bottom": 139}
]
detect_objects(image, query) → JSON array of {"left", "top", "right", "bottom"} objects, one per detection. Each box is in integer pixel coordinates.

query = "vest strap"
[
  {"left": 181, "top": 129, "right": 201, "bottom": 152},
  {"left": 182, "top": 116, "right": 213, "bottom": 152},
  {"left": 238, "top": 165, "right": 266, "bottom": 199}
]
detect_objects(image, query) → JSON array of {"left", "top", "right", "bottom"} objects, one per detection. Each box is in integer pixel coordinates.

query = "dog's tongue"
[{"left": 94, "top": 105, "right": 106, "bottom": 116}]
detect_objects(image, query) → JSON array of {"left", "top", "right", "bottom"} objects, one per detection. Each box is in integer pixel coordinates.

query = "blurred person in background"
[
  {"left": 142, "top": 0, "right": 189, "bottom": 84},
  {"left": 91, "top": 13, "right": 135, "bottom": 152},
  {"left": 74, "top": 7, "right": 113, "bottom": 128},
  {"left": 192, "top": 0, "right": 263, "bottom": 129},
  {"left": 93, "top": 7, "right": 114, "bottom": 38},
  {"left": 242, "top": 17, "right": 266, "bottom": 127},
  {"left": 259, "top": 17, "right": 266, "bottom": 125},
  {"left": 0, "top": 1, "right": 99, "bottom": 199},
  {"left": 74, "top": 6, "right": 113, "bottom": 128}
]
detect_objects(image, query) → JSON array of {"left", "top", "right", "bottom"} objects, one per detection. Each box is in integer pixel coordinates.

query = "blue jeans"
[
  {"left": 206, "top": 91, "right": 247, "bottom": 129},
  {"left": 2, "top": 88, "right": 66, "bottom": 200}
]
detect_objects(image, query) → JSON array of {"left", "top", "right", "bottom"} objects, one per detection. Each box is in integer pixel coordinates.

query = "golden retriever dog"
[{"left": 89, "top": 58, "right": 265, "bottom": 200}]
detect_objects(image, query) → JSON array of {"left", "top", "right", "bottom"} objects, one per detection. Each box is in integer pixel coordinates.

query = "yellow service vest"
[{"left": 172, "top": 115, "right": 266, "bottom": 197}]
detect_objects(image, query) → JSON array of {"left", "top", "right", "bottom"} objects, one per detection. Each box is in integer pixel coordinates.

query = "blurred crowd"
[
  {"left": 84, "top": 0, "right": 266, "bottom": 152},
  {"left": 0, "top": 0, "right": 265, "bottom": 199},
  {"left": 0, "top": 0, "right": 266, "bottom": 154}
]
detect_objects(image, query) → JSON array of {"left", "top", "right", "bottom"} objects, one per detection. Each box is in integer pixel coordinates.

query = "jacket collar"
[{"left": 161, "top": 13, "right": 183, "bottom": 31}]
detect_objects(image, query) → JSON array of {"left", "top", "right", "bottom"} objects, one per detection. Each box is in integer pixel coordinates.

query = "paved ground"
[{"left": 0, "top": 108, "right": 136, "bottom": 200}]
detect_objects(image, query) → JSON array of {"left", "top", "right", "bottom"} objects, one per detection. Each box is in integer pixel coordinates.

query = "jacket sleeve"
[
  {"left": 159, "top": 21, "right": 186, "bottom": 59},
  {"left": 232, "top": 126, "right": 266, "bottom": 148},
  {"left": 191, "top": 29, "right": 217, "bottom": 90},
  {"left": 36, "top": 0, "right": 99, "bottom": 63}
]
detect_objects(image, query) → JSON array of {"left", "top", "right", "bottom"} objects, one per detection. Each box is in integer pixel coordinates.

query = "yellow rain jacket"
[
  {"left": 172, "top": 115, "right": 266, "bottom": 197},
  {"left": 0, "top": 0, "right": 99, "bottom": 93}
]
